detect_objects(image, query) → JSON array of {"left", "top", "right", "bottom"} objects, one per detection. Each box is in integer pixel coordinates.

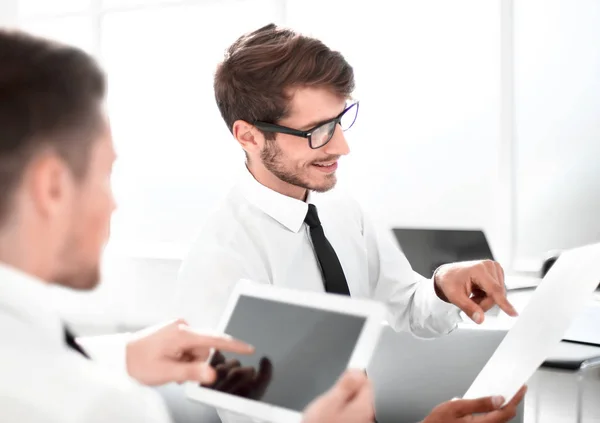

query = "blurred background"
[{"left": 1, "top": 0, "right": 598, "bottom": 334}]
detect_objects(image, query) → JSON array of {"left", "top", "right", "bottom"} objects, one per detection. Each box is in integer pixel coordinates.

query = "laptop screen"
[{"left": 392, "top": 228, "right": 495, "bottom": 277}]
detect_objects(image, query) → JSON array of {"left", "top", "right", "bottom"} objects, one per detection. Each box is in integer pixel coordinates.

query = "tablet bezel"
[{"left": 185, "top": 279, "right": 387, "bottom": 423}]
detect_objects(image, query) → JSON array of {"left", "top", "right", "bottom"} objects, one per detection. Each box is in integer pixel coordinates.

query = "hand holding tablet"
[
  {"left": 301, "top": 370, "right": 375, "bottom": 423},
  {"left": 186, "top": 279, "right": 386, "bottom": 422}
]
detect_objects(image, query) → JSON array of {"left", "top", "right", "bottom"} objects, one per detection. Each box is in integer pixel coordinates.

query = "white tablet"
[{"left": 185, "top": 279, "right": 387, "bottom": 423}]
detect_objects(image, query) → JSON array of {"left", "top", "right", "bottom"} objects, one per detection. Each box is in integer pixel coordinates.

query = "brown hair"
[
  {"left": 214, "top": 23, "right": 355, "bottom": 140},
  {"left": 0, "top": 29, "right": 105, "bottom": 222}
]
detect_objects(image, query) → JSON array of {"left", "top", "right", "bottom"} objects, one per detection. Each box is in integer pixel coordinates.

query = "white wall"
[
  {"left": 103, "top": 0, "right": 283, "bottom": 247},
  {"left": 287, "top": 0, "right": 508, "bottom": 261},
  {"left": 0, "top": 0, "right": 18, "bottom": 25},
  {"left": 514, "top": 0, "right": 600, "bottom": 266}
]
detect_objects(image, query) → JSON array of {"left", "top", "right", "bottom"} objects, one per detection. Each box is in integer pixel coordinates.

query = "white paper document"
[{"left": 464, "top": 243, "right": 600, "bottom": 404}]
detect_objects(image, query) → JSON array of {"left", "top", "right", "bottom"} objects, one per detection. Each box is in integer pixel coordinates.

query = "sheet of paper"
[{"left": 464, "top": 243, "right": 600, "bottom": 404}]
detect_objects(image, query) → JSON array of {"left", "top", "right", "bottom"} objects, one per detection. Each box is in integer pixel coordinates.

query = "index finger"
[
  {"left": 177, "top": 326, "right": 255, "bottom": 355},
  {"left": 487, "top": 287, "right": 518, "bottom": 317},
  {"left": 474, "top": 273, "right": 518, "bottom": 317}
]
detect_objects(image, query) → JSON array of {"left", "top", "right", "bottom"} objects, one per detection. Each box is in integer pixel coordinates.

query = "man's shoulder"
[{"left": 189, "top": 187, "right": 267, "bottom": 251}]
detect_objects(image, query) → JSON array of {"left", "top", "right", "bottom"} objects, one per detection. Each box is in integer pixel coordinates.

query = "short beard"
[{"left": 260, "top": 140, "right": 337, "bottom": 193}]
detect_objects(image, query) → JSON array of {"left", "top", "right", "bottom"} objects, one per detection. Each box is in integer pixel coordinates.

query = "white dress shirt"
[
  {"left": 0, "top": 264, "right": 172, "bottom": 423},
  {"left": 175, "top": 169, "right": 461, "bottom": 335}
]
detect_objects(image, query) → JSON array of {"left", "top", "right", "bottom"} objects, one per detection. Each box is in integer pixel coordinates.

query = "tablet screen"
[{"left": 201, "top": 294, "right": 367, "bottom": 412}]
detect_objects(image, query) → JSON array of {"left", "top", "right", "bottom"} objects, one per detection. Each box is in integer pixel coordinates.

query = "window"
[{"left": 18, "top": 0, "right": 285, "bottom": 252}]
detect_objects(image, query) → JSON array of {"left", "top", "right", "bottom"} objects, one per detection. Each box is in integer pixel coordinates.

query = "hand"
[
  {"left": 126, "top": 319, "right": 254, "bottom": 386},
  {"left": 423, "top": 386, "right": 527, "bottom": 423},
  {"left": 203, "top": 350, "right": 273, "bottom": 400},
  {"left": 434, "top": 260, "right": 518, "bottom": 324},
  {"left": 302, "top": 370, "right": 375, "bottom": 423}
]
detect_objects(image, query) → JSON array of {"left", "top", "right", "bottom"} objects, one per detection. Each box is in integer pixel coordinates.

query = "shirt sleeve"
[{"left": 362, "top": 211, "right": 462, "bottom": 338}]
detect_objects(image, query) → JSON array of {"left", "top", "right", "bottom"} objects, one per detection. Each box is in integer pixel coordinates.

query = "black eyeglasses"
[{"left": 253, "top": 102, "right": 359, "bottom": 149}]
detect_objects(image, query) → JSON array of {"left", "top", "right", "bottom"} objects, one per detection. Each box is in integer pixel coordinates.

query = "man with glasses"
[
  {"left": 176, "top": 21, "right": 516, "bottom": 341},
  {"left": 174, "top": 24, "right": 524, "bottom": 422}
]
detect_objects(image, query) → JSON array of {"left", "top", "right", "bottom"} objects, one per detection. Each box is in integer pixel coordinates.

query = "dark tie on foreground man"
[{"left": 305, "top": 204, "right": 351, "bottom": 296}]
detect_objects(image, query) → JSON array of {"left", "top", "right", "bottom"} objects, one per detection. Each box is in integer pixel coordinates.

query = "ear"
[
  {"left": 232, "top": 120, "right": 265, "bottom": 156},
  {"left": 27, "top": 153, "right": 73, "bottom": 219}
]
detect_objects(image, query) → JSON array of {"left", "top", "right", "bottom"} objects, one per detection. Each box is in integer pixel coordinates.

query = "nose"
[{"left": 324, "top": 124, "right": 350, "bottom": 156}]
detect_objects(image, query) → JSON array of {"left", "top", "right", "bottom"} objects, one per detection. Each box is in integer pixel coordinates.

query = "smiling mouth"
[{"left": 312, "top": 161, "right": 338, "bottom": 173}]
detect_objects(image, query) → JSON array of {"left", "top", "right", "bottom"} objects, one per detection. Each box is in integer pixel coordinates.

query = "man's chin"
[
  {"left": 309, "top": 176, "right": 337, "bottom": 193},
  {"left": 55, "top": 269, "right": 101, "bottom": 291}
]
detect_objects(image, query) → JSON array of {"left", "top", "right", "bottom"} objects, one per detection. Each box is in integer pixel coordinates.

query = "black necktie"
[
  {"left": 305, "top": 204, "right": 351, "bottom": 296},
  {"left": 64, "top": 326, "right": 90, "bottom": 359}
]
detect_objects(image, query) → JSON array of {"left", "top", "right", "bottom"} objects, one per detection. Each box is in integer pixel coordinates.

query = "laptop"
[
  {"left": 368, "top": 326, "right": 524, "bottom": 423},
  {"left": 392, "top": 228, "right": 540, "bottom": 290},
  {"left": 562, "top": 300, "right": 600, "bottom": 347}
]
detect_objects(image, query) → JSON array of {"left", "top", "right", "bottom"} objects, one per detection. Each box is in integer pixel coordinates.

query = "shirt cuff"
[
  {"left": 419, "top": 272, "right": 462, "bottom": 333},
  {"left": 77, "top": 332, "right": 132, "bottom": 376},
  {"left": 428, "top": 274, "right": 459, "bottom": 311}
]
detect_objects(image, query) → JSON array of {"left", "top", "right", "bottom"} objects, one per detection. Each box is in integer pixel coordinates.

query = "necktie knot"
[{"left": 304, "top": 204, "right": 321, "bottom": 228}]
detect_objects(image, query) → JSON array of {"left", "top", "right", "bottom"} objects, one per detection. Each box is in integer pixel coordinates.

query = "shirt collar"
[
  {"left": 239, "top": 168, "right": 312, "bottom": 233},
  {"left": 0, "top": 262, "right": 64, "bottom": 345}
]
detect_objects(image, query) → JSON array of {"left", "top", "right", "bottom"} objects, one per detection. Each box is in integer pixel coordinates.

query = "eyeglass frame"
[{"left": 252, "top": 101, "right": 359, "bottom": 149}]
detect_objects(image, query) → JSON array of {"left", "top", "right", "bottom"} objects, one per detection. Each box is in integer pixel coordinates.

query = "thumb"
[
  {"left": 171, "top": 361, "right": 216, "bottom": 385},
  {"left": 452, "top": 396, "right": 504, "bottom": 416},
  {"left": 326, "top": 370, "right": 368, "bottom": 404},
  {"left": 453, "top": 295, "right": 486, "bottom": 324}
]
